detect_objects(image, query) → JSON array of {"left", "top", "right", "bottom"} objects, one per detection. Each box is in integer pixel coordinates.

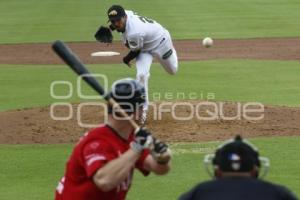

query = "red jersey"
[{"left": 55, "top": 124, "right": 150, "bottom": 200}]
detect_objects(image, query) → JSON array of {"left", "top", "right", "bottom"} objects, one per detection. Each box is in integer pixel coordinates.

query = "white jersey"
[
  {"left": 118, "top": 10, "right": 178, "bottom": 122},
  {"left": 122, "top": 10, "right": 166, "bottom": 52}
]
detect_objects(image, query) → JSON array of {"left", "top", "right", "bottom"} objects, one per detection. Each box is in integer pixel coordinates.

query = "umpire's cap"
[
  {"left": 107, "top": 5, "right": 126, "bottom": 22},
  {"left": 213, "top": 135, "right": 261, "bottom": 172},
  {"left": 108, "top": 78, "right": 145, "bottom": 113}
]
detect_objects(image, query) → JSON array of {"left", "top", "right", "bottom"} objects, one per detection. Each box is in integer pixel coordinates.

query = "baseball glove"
[{"left": 94, "top": 26, "right": 113, "bottom": 43}]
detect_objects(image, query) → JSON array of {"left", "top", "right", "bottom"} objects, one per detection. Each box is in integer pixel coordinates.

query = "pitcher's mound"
[{"left": 0, "top": 101, "right": 299, "bottom": 144}]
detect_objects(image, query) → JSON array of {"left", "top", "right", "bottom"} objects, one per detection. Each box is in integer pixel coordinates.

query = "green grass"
[
  {"left": 1, "top": 60, "right": 300, "bottom": 111},
  {"left": 0, "top": 64, "right": 135, "bottom": 111},
  {"left": 0, "top": 137, "right": 299, "bottom": 200},
  {"left": 0, "top": 144, "right": 72, "bottom": 200},
  {"left": 1, "top": 0, "right": 300, "bottom": 43}
]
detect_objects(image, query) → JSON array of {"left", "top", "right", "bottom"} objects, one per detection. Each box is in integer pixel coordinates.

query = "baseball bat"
[
  {"left": 52, "top": 40, "right": 170, "bottom": 163},
  {"left": 52, "top": 40, "right": 139, "bottom": 130}
]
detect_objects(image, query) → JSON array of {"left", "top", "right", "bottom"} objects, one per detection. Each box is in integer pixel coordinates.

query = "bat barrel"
[{"left": 52, "top": 40, "right": 108, "bottom": 99}]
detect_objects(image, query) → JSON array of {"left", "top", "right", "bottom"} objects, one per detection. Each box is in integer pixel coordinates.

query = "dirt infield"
[
  {"left": 1, "top": 38, "right": 300, "bottom": 144},
  {"left": 1, "top": 101, "right": 299, "bottom": 144},
  {"left": 1, "top": 38, "right": 300, "bottom": 65}
]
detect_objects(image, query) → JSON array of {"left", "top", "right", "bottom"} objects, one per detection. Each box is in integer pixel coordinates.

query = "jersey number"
[{"left": 135, "top": 13, "right": 154, "bottom": 23}]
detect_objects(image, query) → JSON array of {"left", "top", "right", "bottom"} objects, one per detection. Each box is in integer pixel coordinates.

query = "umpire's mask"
[{"left": 204, "top": 135, "right": 270, "bottom": 179}]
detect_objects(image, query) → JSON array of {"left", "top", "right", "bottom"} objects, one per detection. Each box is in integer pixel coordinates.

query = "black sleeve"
[
  {"left": 125, "top": 39, "right": 130, "bottom": 49},
  {"left": 123, "top": 50, "right": 140, "bottom": 65}
]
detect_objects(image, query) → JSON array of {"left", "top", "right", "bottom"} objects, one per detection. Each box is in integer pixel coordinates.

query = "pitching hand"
[
  {"left": 123, "top": 50, "right": 141, "bottom": 68},
  {"left": 123, "top": 56, "right": 132, "bottom": 68}
]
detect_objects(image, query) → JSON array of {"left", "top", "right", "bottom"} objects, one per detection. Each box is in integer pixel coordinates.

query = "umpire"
[{"left": 179, "top": 135, "right": 298, "bottom": 200}]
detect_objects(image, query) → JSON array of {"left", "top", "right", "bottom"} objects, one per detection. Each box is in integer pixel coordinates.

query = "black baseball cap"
[
  {"left": 213, "top": 135, "right": 261, "bottom": 172},
  {"left": 107, "top": 5, "right": 126, "bottom": 22}
]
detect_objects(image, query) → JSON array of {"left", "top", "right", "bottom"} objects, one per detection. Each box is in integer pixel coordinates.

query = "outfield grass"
[
  {"left": 1, "top": 60, "right": 299, "bottom": 111},
  {"left": 1, "top": 0, "right": 300, "bottom": 43},
  {"left": 0, "top": 144, "right": 72, "bottom": 200},
  {"left": 0, "top": 137, "right": 299, "bottom": 200}
]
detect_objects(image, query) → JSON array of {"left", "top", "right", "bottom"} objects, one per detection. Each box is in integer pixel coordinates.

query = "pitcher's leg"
[
  {"left": 135, "top": 53, "right": 153, "bottom": 125},
  {"left": 159, "top": 47, "right": 178, "bottom": 75},
  {"left": 154, "top": 30, "right": 179, "bottom": 75}
]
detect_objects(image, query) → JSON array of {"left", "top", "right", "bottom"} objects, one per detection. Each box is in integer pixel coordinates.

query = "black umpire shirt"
[{"left": 179, "top": 177, "right": 298, "bottom": 200}]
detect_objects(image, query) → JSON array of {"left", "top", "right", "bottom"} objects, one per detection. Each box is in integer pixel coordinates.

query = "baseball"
[{"left": 202, "top": 37, "right": 213, "bottom": 48}]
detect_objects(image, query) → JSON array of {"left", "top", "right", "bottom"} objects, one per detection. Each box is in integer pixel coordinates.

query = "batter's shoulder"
[
  {"left": 76, "top": 125, "right": 109, "bottom": 144},
  {"left": 87, "top": 125, "right": 112, "bottom": 137}
]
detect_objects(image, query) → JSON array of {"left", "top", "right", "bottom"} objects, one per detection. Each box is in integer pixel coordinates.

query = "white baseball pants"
[{"left": 135, "top": 30, "right": 178, "bottom": 111}]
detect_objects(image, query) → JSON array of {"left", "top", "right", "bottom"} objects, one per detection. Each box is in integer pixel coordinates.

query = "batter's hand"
[
  {"left": 131, "top": 128, "right": 153, "bottom": 153},
  {"left": 151, "top": 138, "right": 171, "bottom": 165}
]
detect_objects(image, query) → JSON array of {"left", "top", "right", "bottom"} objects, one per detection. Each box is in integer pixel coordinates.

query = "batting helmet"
[
  {"left": 204, "top": 135, "right": 270, "bottom": 178},
  {"left": 108, "top": 78, "right": 146, "bottom": 114}
]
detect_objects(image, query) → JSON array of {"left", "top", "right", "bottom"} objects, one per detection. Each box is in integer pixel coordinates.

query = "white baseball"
[{"left": 202, "top": 37, "right": 213, "bottom": 48}]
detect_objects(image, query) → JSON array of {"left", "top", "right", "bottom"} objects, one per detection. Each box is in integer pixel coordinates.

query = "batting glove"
[
  {"left": 131, "top": 128, "right": 153, "bottom": 153},
  {"left": 151, "top": 138, "right": 171, "bottom": 165},
  {"left": 152, "top": 138, "right": 168, "bottom": 154}
]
